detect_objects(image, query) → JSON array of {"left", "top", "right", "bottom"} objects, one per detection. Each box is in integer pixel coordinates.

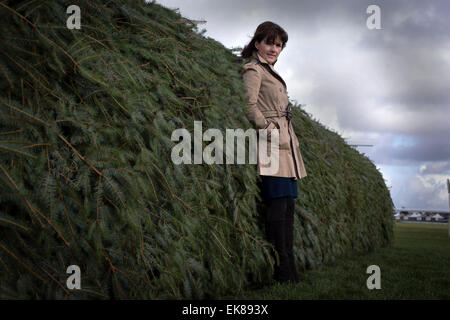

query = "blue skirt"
[{"left": 259, "top": 175, "right": 298, "bottom": 200}]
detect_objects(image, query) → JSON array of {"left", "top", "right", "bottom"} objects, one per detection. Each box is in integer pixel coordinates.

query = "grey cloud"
[
  {"left": 403, "top": 176, "right": 448, "bottom": 209},
  {"left": 370, "top": 133, "right": 450, "bottom": 164},
  {"left": 420, "top": 161, "right": 450, "bottom": 175},
  {"left": 358, "top": 0, "right": 450, "bottom": 48}
]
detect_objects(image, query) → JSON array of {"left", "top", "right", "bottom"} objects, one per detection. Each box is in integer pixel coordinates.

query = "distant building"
[{"left": 393, "top": 208, "right": 450, "bottom": 223}]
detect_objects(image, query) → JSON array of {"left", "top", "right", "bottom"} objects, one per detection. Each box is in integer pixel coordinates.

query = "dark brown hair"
[{"left": 241, "top": 21, "right": 288, "bottom": 58}]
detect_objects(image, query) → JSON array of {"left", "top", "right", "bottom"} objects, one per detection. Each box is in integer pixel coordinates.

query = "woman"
[{"left": 240, "top": 21, "right": 307, "bottom": 283}]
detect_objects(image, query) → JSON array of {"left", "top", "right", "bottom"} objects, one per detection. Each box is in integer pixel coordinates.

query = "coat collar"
[{"left": 252, "top": 50, "right": 286, "bottom": 88}]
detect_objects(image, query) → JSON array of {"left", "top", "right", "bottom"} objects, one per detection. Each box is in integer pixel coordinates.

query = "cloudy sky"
[{"left": 154, "top": 0, "right": 450, "bottom": 211}]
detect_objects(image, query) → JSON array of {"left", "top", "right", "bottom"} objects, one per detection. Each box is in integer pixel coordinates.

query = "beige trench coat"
[{"left": 241, "top": 50, "right": 307, "bottom": 180}]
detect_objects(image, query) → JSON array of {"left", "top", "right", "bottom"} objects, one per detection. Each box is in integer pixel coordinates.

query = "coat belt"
[{"left": 261, "top": 109, "right": 292, "bottom": 120}]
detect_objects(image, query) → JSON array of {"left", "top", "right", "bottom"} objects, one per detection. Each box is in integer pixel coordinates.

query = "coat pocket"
[
  {"left": 260, "top": 121, "right": 279, "bottom": 150},
  {"left": 265, "top": 121, "right": 277, "bottom": 137},
  {"left": 272, "top": 119, "right": 291, "bottom": 150},
  {"left": 264, "top": 119, "right": 290, "bottom": 150}
]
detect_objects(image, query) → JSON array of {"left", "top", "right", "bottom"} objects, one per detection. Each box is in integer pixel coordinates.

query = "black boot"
[
  {"left": 285, "top": 196, "right": 299, "bottom": 283},
  {"left": 264, "top": 197, "right": 292, "bottom": 283}
]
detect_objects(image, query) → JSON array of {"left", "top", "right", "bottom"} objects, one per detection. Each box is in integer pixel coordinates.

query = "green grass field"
[{"left": 222, "top": 222, "right": 450, "bottom": 300}]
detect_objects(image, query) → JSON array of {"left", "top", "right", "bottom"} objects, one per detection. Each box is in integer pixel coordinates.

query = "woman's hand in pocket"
[{"left": 264, "top": 120, "right": 279, "bottom": 139}]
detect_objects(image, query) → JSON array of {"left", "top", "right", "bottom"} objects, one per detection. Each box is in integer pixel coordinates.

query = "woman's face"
[{"left": 255, "top": 35, "right": 283, "bottom": 65}]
